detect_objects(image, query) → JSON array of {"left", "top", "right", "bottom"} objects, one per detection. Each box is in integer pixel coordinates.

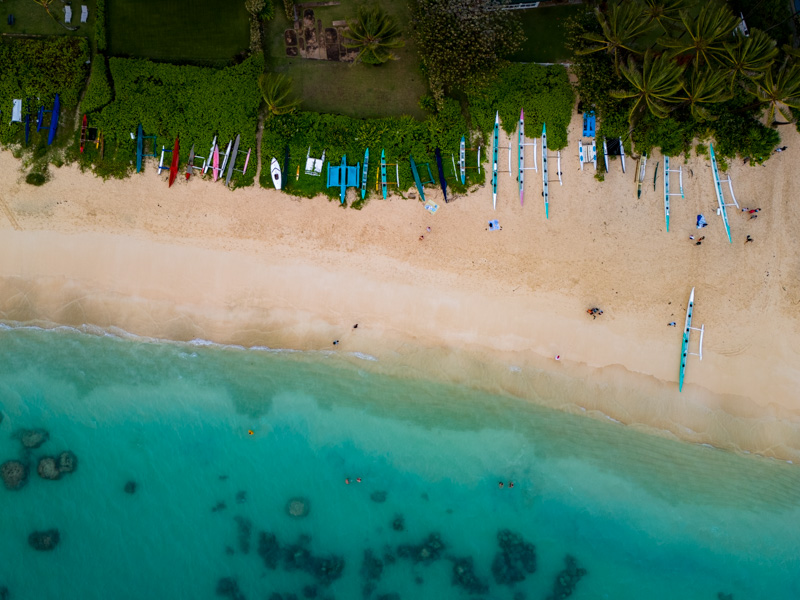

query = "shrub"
[
  {"left": 283, "top": 0, "right": 294, "bottom": 20},
  {"left": 25, "top": 171, "right": 48, "bottom": 186},
  {"left": 81, "top": 55, "right": 113, "bottom": 114}
]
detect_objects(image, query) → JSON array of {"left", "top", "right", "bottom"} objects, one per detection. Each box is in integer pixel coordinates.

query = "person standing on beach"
[{"left": 745, "top": 235, "right": 753, "bottom": 244}]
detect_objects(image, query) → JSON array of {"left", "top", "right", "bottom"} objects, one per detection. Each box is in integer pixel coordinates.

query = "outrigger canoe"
[
  {"left": 542, "top": 123, "right": 549, "bottom": 219},
  {"left": 380, "top": 149, "right": 387, "bottom": 199},
  {"left": 271, "top": 157, "right": 282, "bottom": 189},
  {"left": 361, "top": 148, "right": 369, "bottom": 200},
  {"left": 226, "top": 135, "right": 240, "bottom": 187},
  {"left": 518, "top": 109, "right": 524, "bottom": 206},
  {"left": 168, "top": 136, "right": 180, "bottom": 188},
  {"left": 410, "top": 155, "right": 426, "bottom": 203},
  {"left": 679, "top": 287, "right": 695, "bottom": 392},
  {"left": 435, "top": 148, "right": 447, "bottom": 203},
  {"left": 492, "top": 111, "right": 499, "bottom": 210},
  {"left": 80, "top": 114, "right": 87, "bottom": 154},
  {"left": 136, "top": 124, "right": 144, "bottom": 173},
  {"left": 459, "top": 136, "right": 466, "bottom": 185},
  {"left": 185, "top": 144, "right": 195, "bottom": 180}
]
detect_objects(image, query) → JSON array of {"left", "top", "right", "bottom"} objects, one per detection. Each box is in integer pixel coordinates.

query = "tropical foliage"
[
  {"left": 0, "top": 37, "right": 90, "bottom": 144},
  {"left": 344, "top": 6, "right": 404, "bottom": 65},
  {"left": 79, "top": 55, "right": 263, "bottom": 185},
  {"left": 409, "top": 0, "right": 523, "bottom": 108},
  {"left": 81, "top": 56, "right": 113, "bottom": 114},
  {"left": 95, "top": 0, "right": 107, "bottom": 51},
  {"left": 568, "top": 0, "right": 795, "bottom": 162}
]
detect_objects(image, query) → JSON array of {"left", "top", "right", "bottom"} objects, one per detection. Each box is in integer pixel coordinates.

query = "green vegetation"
[
  {"left": 344, "top": 5, "right": 404, "bottom": 65},
  {"left": 259, "top": 63, "right": 571, "bottom": 204},
  {"left": 81, "top": 55, "right": 263, "bottom": 185},
  {"left": 0, "top": 37, "right": 90, "bottom": 145},
  {"left": 106, "top": 0, "right": 250, "bottom": 65},
  {"left": 409, "top": 0, "right": 523, "bottom": 108},
  {"left": 510, "top": 5, "right": 585, "bottom": 64},
  {"left": 263, "top": 1, "right": 427, "bottom": 119},
  {"left": 568, "top": 0, "right": 792, "bottom": 163},
  {"left": 81, "top": 55, "right": 113, "bottom": 114}
]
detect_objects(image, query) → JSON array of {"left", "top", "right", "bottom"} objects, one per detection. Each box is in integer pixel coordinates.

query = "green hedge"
[
  {"left": 81, "top": 55, "right": 113, "bottom": 114},
  {"left": 465, "top": 63, "right": 574, "bottom": 150},
  {"left": 90, "top": 55, "right": 264, "bottom": 185},
  {"left": 0, "top": 37, "right": 90, "bottom": 145},
  {"left": 260, "top": 103, "right": 475, "bottom": 203},
  {"left": 96, "top": 0, "right": 107, "bottom": 52}
]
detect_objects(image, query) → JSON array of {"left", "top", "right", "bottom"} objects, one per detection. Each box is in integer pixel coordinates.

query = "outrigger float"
[
  {"left": 361, "top": 148, "right": 369, "bottom": 200},
  {"left": 492, "top": 111, "right": 499, "bottom": 209},
  {"left": 518, "top": 109, "right": 538, "bottom": 207}
]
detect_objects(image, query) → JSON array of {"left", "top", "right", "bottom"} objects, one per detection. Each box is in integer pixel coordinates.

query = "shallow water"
[{"left": 0, "top": 326, "right": 798, "bottom": 600}]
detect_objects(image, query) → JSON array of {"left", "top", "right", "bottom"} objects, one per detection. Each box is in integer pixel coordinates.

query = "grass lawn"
[
  {"left": 0, "top": 0, "right": 96, "bottom": 40},
  {"left": 107, "top": 0, "right": 249, "bottom": 64},
  {"left": 510, "top": 4, "right": 588, "bottom": 63},
  {"left": 264, "top": 0, "right": 428, "bottom": 119}
]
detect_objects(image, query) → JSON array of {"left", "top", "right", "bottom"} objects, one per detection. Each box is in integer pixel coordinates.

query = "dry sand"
[{"left": 1, "top": 111, "right": 799, "bottom": 460}]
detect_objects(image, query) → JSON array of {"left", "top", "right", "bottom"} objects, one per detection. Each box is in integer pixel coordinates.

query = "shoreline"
[{"left": 1, "top": 111, "right": 799, "bottom": 460}]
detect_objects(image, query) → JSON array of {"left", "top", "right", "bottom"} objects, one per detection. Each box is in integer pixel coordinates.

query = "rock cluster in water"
[
  {"left": 286, "top": 497, "right": 310, "bottom": 518},
  {"left": 360, "top": 549, "right": 384, "bottom": 598},
  {"left": 124, "top": 481, "right": 137, "bottom": 494},
  {"left": 391, "top": 515, "right": 405, "bottom": 531},
  {"left": 253, "top": 530, "right": 344, "bottom": 587},
  {"left": 546, "top": 554, "right": 587, "bottom": 600},
  {"left": 18, "top": 429, "right": 49, "bottom": 449},
  {"left": 216, "top": 577, "right": 246, "bottom": 600},
  {"left": 492, "top": 529, "right": 537, "bottom": 585},
  {"left": 28, "top": 529, "right": 60, "bottom": 551},
  {"left": 1, "top": 460, "right": 28, "bottom": 490},
  {"left": 36, "top": 451, "right": 78, "bottom": 481},
  {"left": 451, "top": 556, "right": 489, "bottom": 595},
  {"left": 370, "top": 490, "right": 387, "bottom": 503},
  {"left": 234, "top": 516, "right": 252, "bottom": 554},
  {"left": 0, "top": 584, "right": 9, "bottom": 600},
  {"left": 397, "top": 533, "right": 446, "bottom": 565}
]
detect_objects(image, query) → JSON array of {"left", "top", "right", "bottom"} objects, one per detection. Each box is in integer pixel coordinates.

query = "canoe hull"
[{"left": 271, "top": 158, "right": 282, "bottom": 190}]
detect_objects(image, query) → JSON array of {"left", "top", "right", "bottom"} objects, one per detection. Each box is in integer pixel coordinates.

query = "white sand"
[{"left": 1, "top": 111, "right": 799, "bottom": 460}]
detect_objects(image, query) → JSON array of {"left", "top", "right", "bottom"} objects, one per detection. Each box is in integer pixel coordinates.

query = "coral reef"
[
  {"left": 546, "top": 554, "right": 587, "bottom": 600},
  {"left": 491, "top": 529, "right": 537, "bottom": 585},
  {"left": 397, "top": 533, "right": 445, "bottom": 565},
  {"left": 28, "top": 529, "right": 60, "bottom": 551},
  {"left": 124, "top": 481, "right": 137, "bottom": 494},
  {"left": 1, "top": 460, "right": 28, "bottom": 490},
  {"left": 18, "top": 429, "right": 49, "bottom": 449},
  {"left": 234, "top": 516, "right": 252, "bottom": 554},
  {"left": 451, "top": 556, "right": 489, "bottom": 595},
  {"left": 236, "top": 490, "right": 247, "bottom": 504},
  {"left": 37, "top": 457, "right": 60, "bottom": 480},
  {"left": 391, "top": 515, "right": 405, "bottom": 531},
  {"left": 282, "top": 534, "right": 345, "bottom": 585},
  {"left": 286, "top": 497, "right": 310, "bottom": 518},
  {"left": 258, "top": 531, "right": 281, "bottom": 569},
  {"left": 57, "top": 451, "right": 78, "bottom": 474},
  {"left": 360, "top": 549, "right": 384, "bottom": 598},
  {"left": 216, "top": 577, "right": 246, "bottom": 600},
  {"left": 370, "top": 490, "right": 387, "bottom": 503}
]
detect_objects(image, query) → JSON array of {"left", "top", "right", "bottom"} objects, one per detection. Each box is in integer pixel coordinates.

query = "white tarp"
[
  {"left": 11, "top": 99, "right": 22, "bottom": 124},
  {"left": 81, "top": 5, "right": 88, "bottom": 23},
  {"left": 64, "top": 6, "right": 72, "bottom": 23}
]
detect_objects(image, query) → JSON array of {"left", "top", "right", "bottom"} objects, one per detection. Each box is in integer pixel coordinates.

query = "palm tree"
[
  {"left": 577, "top": 0, "right": 653, "bottom": 76},
  {"left": 674, "top": 66, "right": 732, "bottom": 121},
  {"left": 641, "top": 0, "right": 687, "bottom": 35},
  {"left": 658, "top": 2, "right": 741, "bottom": 67},
  {"left": 344, "top": 6, "right": 404, "bottom": 65},
  {"left": 259, "top": 73, "right": 301, "bottom": 116},
  {"left": 611, "top": 50, "right": 684, "bottom": 128},
  {"left": 748, "top": 58, "right": 800, "bottom": 124},
  {"left": 720, "top": 29, "right": 778, "bottom": 87}
]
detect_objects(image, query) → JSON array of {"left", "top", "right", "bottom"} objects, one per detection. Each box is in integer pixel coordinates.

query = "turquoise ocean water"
[{"left": 0, "top": 326, "right": 799, "bottom": 600}]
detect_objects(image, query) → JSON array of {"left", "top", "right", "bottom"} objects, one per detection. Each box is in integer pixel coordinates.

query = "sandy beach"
[{"left": 1, "top": 110, "right": 799, "bottom": 460}]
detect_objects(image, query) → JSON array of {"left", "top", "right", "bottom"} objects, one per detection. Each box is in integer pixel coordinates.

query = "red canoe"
[
  {"left": 168, "top": 136, "right": 180, "bottom": 187},
  {"left": 79, "top": 114, "right": 87, "bottom": 153}
]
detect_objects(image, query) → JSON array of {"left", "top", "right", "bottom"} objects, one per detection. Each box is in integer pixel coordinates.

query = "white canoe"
[{"left": 271, "top": 157, "right": 282, "bottom": 190}]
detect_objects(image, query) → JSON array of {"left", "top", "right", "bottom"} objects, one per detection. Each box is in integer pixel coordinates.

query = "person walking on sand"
[
  {"left": 745, "top": 235, "right": 753, "bottom": 244},
  {"left": 668, "top": 322, "right": 676, "bottom": 327}
]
